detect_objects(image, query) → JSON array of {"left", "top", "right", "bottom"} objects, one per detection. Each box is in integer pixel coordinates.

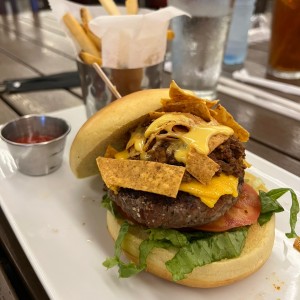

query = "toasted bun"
[
  {"left": 107, "top": 212, "right": 275, "bottom": 288},
  {"left": 70, "top": 89, "right": 169, "bottom": 178},
  {"left": 106, "top": 174, "right": 275, "bottom": 288}
]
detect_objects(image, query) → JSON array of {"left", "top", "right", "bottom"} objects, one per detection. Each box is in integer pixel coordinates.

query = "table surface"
[{"left": 0, "top": 8, "right": 299, "bottom": 300}]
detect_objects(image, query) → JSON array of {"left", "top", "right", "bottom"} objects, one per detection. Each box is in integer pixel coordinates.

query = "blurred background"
[{"left": 0, "top": 0, "right": 272, "bottom": 14}]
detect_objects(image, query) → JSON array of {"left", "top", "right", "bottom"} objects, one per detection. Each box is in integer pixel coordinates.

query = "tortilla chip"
[
  {"left": 205, "top": 99, "right": 219, "bottom": 109},
  {"left": 210, "top": 104, "right": 249, "bottom": 142},
  {"left": 186, "top": 147, "right": 219, "bottom": 185},
  {"left": 104, "top": 145, "right": 118, "bottom": 158},
  {"left": 169, "top": 81, "right": 218, "bottom": 104},
  {"left": 161, "top": 99, "right": 212, "bottom": 121},
  {"left": 97, "top": 157, "right": 185, "bottom": 198},
  {"left": 166, "top": 81, "right": 212, "bottom": 121},
  {"left": 243, "top": 159, "right": 251, "bottom": 168},
  {"left": 148, "top": 111, "right": 165, "bottom": 120},
  {"left": 294, "top": 237, "right": 300, "bottom": 252},
  {"left": 208, "top": 134, "right": 231, "bottom": 153}
]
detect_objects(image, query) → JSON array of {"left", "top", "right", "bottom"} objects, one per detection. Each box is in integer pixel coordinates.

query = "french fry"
[
  {"left": 80, "top": 8, "right": 102, "bottom": 52},
  {"left": 86, "top": 29, "right": 102, "bottom": 52},
  {"left": 98, "top": 0, "right": 121, "bottom": 15},
  {"left": 79, "top": 51, "right": 102, "bottom": 65},
  {"left": 126, "top": 0, "right": 138, "bottom": 15},
  {"left": 63, "top": 13, "right": 100, "bottom": 58},
  {"left": 80, "top": 7, "right": 93, "bottom": 26}
]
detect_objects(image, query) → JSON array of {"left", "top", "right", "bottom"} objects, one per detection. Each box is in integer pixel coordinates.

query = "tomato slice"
[{"left": 195, "top": 183, "right": 261, "bottom": 232}]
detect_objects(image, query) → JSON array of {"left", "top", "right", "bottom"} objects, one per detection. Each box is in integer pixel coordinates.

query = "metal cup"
[
  {"left": 76, "top": 60, "right": 163, "bottom": 118},
  {"left": 0, "top": 115, "right": 71, "bottom": 176}
]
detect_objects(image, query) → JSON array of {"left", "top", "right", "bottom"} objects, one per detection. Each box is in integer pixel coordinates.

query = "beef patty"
[
  {"left": 108, "top": 181, "right": 243, "bottom": 228},
  {"left": 108, "top": 136, "right": 245, "bottom": 228},
  {"left": 142, "top": 136, "right": 245, "bottom": 179}
]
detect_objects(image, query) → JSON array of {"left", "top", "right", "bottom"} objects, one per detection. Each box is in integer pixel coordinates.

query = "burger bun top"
[{"left": 69, "top": 89, "right": 169, "bottom": 178}]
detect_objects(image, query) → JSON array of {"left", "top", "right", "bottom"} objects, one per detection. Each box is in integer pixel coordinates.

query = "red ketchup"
[{"left": 14, "top": 135, "right": 55, "bottom": 144}]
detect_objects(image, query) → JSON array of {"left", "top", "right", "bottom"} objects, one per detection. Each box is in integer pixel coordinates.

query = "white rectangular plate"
[{"left": 0, "top": 106, "right": 299, "bottom": 300}]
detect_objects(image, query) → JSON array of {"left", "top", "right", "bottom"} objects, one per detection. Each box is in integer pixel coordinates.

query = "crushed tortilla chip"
[
  {"left": 210, "top": 104, "right": 249, "bottom": 142},
  {"left": 104, "top": 145, "right": 118, "bottom": 158},
  {"left": 97, "top": 157, "right": 185, "bottom": 198},
  {"left": 208, "top": 134, "right": 231, "bottom": 153},
  {"left": 148, "top": 111, "right": 166, "bottom": 120},
  {"left": 294, "top": 237, "right": 300, "bottom": 252},
  {"left": 168, "top": 80, "right": 219, "bottom": 108},
  {"left": 161, "top": 99, "right": 212, "bottom": 121},
  {"left": 243, "top": 159, "right": 251, "bottom": 168},
  {"left": 186, "top": 147, "right": 219, "bottom": 184},
  {"left": 165, "top": 81, "right": 212, "bottom": 121},
  {"left": 205, "top": 99, "right": 219, "bottom": 109}
]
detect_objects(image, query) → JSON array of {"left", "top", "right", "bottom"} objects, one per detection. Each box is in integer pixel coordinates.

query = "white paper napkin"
[
  {"left": 233, "top": 69, "right": 300, "bottom": 96},
  {"left": 48, "top": 0, "right": 188, "bottom": 68},
  {"left": 89, "top": 7, "right": 188, "bottom": 68}
]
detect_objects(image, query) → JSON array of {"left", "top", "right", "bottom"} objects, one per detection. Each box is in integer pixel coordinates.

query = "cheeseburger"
[{"left": 69, "top": 81, "right": 299, "bottom": 288}]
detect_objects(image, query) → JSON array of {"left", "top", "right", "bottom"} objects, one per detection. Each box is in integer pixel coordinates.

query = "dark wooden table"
[{"left": 0, "top": 9, "right": 299, "bottom": 300}]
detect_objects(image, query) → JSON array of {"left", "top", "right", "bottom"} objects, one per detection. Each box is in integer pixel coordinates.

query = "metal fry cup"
[
  {"left": 76, "top": 59, "right": 163, "bottom": 118},
  {"left": 0, "top": 115, "right": 71, "bottom": 176}
]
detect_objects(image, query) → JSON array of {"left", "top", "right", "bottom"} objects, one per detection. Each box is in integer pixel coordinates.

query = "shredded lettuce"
[{"left": 259, "top": 188, "right": 299, "bottom": 238}]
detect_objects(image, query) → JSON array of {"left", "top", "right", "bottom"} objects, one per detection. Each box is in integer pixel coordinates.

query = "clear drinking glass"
[
  {"left": 169, "top": 0, "right": 235, "bottom": 99},
  {"left": 267, "top": 0, "right": 300, "bottom": 79},
  {"left": 224, "top": 0, "right": 256, "bottom": 65}
]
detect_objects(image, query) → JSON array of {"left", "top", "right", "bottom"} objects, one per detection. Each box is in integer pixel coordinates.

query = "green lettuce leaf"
[
  {"left": 139, "top": 239, "right": 172, "bottom": 267},
  {"left": 102, "top": 215, "right": 248, "bottom": 280},
  {"left": 101, "top": 194, "right": 117, "bottom": 217},
  {"left": 147, "top": 228, "right": 189, "bottom": 247},
  {"left": 258, "top": 188, "right": 299, "bottom": 238},
  {"left": 101, "top": 187, "right": 299, "bottom": 281},
  {"left": 103, "top": 222, "right": 144, "bottom": 278},
  {"left": 140, "top": 227, "right": 248, "bottom": 281},
  {"left": 165, "top": 228, "right": 248, "bottom": 281}
]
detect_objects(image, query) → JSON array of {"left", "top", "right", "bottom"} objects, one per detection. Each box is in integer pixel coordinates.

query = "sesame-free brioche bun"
[
  {"left": 70, "top": 89, "right": 169, "bottom": 178},
  {"left": 106, "top": 211, "right": 275, "bottom": 288},
  {"left": 69, "top": 85, "right": 276, "bottom": 287}
]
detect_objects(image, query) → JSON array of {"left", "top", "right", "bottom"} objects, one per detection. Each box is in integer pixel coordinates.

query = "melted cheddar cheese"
[
  {"left": 113, "top": 113, "right": 237, "bottom": 207},
  {"left": 144, "top": 113, "right": 233, "bottom": 162},
  {"left": 179, "top": 174, "right": 239, "bottom": 208}
]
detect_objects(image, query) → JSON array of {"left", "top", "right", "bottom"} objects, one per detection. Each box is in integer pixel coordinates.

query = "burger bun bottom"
[{"left": 106, "top": 211, "right": 275, "bottom": 288}]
